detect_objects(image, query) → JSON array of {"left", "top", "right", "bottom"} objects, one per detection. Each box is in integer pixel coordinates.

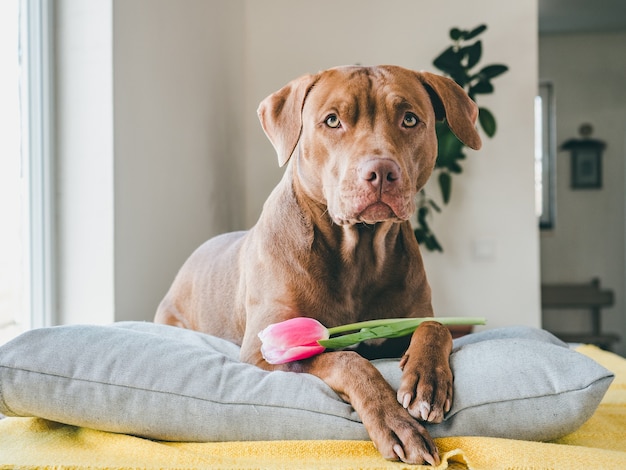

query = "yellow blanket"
[{"left": 1, "top": 345, "right": 625, "bottom": 470}]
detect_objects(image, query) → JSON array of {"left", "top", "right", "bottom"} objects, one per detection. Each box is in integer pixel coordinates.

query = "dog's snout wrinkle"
[{"left": 357, "top": 159, "right": 401, "bottom": 190}]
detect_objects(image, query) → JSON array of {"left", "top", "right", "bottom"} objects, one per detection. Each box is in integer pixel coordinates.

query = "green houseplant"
[{"left": 415, "top": 25, "right": 509, "bottom": 252}]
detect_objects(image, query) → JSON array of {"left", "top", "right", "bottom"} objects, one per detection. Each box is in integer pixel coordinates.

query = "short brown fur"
[{"left": 155, "top": 65, "right": 481, "bottom": 465}]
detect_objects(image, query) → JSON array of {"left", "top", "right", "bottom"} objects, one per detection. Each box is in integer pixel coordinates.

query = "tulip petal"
[
  {"left": 261, "top": 344, "right": 326, "bottom": 365},
  {"left": 258, "top": 317, "right": 330, "bottom": 364},
  {"left": 258, "top": 317, "right": 329, "bottom": 349}
]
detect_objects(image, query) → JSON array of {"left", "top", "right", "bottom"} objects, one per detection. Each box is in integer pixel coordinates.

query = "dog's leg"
[
  {"left": 396, "top": 321, "right": 454, "bottom": 424},
  {"left": 244, "top": 347, "right": 441, "bottom": 466},
  {"left": 154, "top": 298, "right": 192, "bottom": 330}
]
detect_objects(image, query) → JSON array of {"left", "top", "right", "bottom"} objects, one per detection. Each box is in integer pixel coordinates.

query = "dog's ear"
[
  {"left": 416, "top": 72, "right": 482, "bottom": 150},
  {"left": 257, "top": 73, "right": 319, "bottom": 167}
]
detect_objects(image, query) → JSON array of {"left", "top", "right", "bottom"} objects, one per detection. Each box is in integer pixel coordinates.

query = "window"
[
  {"left": 0, "top": 0, "right": 54, "bottom": 344},
  {"left": 20, "top": 0, "right": 55, "bottom": 330},
  {"left": 535, "top": 82, "right": 556, "bottom": 230},
  {"left": 0, "top": 1, "right": 22, "bottom": 343}
]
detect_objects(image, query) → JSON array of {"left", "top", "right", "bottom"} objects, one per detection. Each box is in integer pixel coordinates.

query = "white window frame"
[{"left": 20, "top": 0, "right": 55, "bottom": 329}]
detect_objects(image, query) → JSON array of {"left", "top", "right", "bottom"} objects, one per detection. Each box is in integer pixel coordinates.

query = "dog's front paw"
[
  {"left": 396, "top": 353, "right": 453, "bottom": 423},
  {"left": 366, "top": 405, "right": 440, "bottom": 466}
]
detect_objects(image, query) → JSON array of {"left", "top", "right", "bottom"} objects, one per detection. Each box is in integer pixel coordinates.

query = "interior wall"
[
  {"left": 55, "top": 0, "right": 115, "bottom": 325},
  {"left": 243, "top": 0, "right": 541, "bottom": 329},
  {"left": 539, "top": 31, "right": 626, "bottom": 355},
  {"left": 56, "top": 0, "right": 541, "bottom": 330},
  {"left": 112, "top": 0, "right": 246, "bottom": 322},
  {"left": 56, "top": 0, "right": 246, "bottom": 324}
]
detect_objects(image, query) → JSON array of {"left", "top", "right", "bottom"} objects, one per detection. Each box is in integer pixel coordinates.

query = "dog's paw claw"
[
  {"left": 393, "top": 444, "right": 406, "bottom": 462},
  {"left": 401, "top": 392, "right": 412, "bottom": 409}
]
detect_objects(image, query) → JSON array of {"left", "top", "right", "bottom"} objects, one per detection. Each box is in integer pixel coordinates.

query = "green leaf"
[
  {"left": 414, "top": 228, "right": 427, "bottom": 244},
  {"left": 450, "top": 28, "right": 464, "bottom": 41},
  {"left": 436, "top": 124, "right": 465, "bottom": 170},
  {"left": 425, "top": 234, "right": 443, "bottom": 252},
  {"left": 428, "top": 198, "right": 441, "bottom": 213},
  {"left": 465, "top": 24, "right": 487, "bottom": 40},
  {"left": 437, "top": 124, "right": 464, "bottom": 156},
  {"left": 318, "top": 331, "right": 373, "bottom": 349},
  {"left": 462, "top": 41, "right": 482, "bottom": 69},
  {"left": 319, "top": 317, "right": 487, "bottom": 349},
  {"left": 449, "top": 161, "right": 463, "bottom": 174},
  {"left": 469, "top": 79, "right": 494, "bottom": 96},
  {"left": 325, "top": 317, "right": 432, "bottom": 336},
  {"left": 478, "top": 64, "right": 508, "bottom": 79},
  {"left": 439, "top": 171, "right": 452, "bottom": 204},
  {"left": 478, "top": 107, "right": 497, "bottom": 137},
  {"left": 319, "top": 321, "right": 421, "bottom": 349},
  {"left": 433, "top": 46, "right": 462, "bottom": 75},
  {"left": 417, "top": 206, "right": 429, "bottom": 226},
  {"left": 449, "top": 69, "right": 470, "bottom": 88},
  {"left": 414, "top": 205, "right": 443, "bottom": 252}
]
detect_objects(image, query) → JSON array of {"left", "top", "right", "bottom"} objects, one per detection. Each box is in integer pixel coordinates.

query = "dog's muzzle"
[{"left": 329, "top": 158, "right": 415, "bottom": 225}]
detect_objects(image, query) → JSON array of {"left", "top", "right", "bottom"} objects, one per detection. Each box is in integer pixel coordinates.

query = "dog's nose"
[{"left": 357, "top": 159, "right": 401, "bottom": 190}]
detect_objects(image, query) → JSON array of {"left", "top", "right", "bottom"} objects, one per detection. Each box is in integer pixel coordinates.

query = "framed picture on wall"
[
  {"left": 571, "top": 145, "right": 603, "bottom": 189},
  {"left": 562, "top": 124, "right": 606, "bottom": 190}
]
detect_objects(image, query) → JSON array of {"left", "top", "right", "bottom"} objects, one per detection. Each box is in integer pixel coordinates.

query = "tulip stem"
[
  {"left": 318, "top": 317, "right": 486, "bottom": 349},
  {"left": 326, "top": 317, "right": 486, "bottom": 336}
]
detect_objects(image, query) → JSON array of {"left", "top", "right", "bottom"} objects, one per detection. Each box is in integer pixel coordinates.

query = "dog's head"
[{"left": 258, "top": 65, "right": 481, "bottom": 226}]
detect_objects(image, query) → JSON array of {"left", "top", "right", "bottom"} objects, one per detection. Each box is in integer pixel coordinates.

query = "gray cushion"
[{"left": 0, "top": 322, "right": 613, "bottom": 442}]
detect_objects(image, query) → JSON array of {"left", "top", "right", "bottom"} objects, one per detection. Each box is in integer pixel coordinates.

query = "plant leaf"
[
  {"left": 422, "top": 233, "right": 443, "bottom": 252},
  {"left": 469, "top": 79, "right": 494, "bottom": 96},
  {"left": 433, "top": 46, "right": 463, "bottom": 76},
  {"left": 463, "top": 41, "right": 482, "bottom": 69},
  {"left": 478, "top": 64, "right": 508, "bottom": 79},
  {"left": 478, "top": 107, "right": 497, "bottom": 137},
  {"left": 317, "top": 322, "right": 415, "bottom": 348},
  {"left": 439, "top": 171, "right": 452, "bottom": 204},
  {"left": 450, "top": 28, "right": 464, "bottom": 41},
  {"left": 414, "top": 204, "right": 444, "bottom": 252},
  {"left": 450, "top": 69, "right": 470, "bottom": 88},
  {"left": 436, "top": 124, "right": 464, "bottom": 168},
  {"left": 414, "top": 228, "right": 427, "bottom": 244},
  {"left": 318, "top": 330, "right": 376, "bottom": 349},
  {"left": 465, "top": 24, "right": 487, "bottom": 40},
  {"left": 417, "top": 206, "right": 429, "bottom": 226},
  {"left": 449, "top": 161, "right": 463, "bottom": 174},
  {"left": 320, "top": 317, "right": 486, "bottom": 349},
  {"left": 427, "top": 234, "right": 443, "bottom": 252},
  {"left": 428, "top": 198, "right": 441, "bottom": 212}
]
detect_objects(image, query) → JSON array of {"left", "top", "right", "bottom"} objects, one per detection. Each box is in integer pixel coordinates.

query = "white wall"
[
  {"left": 244, "top": 0, "right": 541, "bottom": 329},
  {"left": 539, "top": 31, "right": 626, "bottom": 355},
  {"left": 56, "top": 0, "right": 115, "bottom": 325},
  {"left": 55, "top": 0, "right": 246, "bottom": 323},
  {"left": 55, "top": 0, "right": 540, "bottom": 331},
  {"left": 112, "top": 0, "right": 246, "bottom": 321}
]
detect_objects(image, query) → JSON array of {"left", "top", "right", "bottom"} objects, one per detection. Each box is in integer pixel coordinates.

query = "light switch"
[{"left": 472, "top": 239, "right": 496, "bottom": 261}]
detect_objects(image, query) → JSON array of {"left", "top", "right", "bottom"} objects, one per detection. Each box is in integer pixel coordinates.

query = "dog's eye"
[
  {"left": 402, "top": 112, "right": 419, "bottom": 128},
  {"left": 325, "top": 114, "right": 341, "bottom": 128}
]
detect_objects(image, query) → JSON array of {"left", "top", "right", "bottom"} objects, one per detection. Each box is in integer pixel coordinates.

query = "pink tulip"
[{"left": 258, "top": 317, "right": 330, "bottom": 364}]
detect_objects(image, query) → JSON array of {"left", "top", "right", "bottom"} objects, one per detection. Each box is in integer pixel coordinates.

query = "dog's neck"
[{"left": 337, "top": 222, "right": 403, "bottom": 270}]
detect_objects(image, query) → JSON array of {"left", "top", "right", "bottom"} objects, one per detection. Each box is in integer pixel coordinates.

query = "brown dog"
[{"left": 155, "top": 65, "right": 481, "bottom": 465}]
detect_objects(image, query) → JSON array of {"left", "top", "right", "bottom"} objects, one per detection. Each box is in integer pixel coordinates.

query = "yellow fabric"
[{"left": 1, "top": 345, "right": 625, "bottom": 470}]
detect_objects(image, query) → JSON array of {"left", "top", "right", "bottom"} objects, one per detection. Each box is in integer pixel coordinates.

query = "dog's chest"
[{"left": 305, "top": 227, "right": 420, "bottom": 324}]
